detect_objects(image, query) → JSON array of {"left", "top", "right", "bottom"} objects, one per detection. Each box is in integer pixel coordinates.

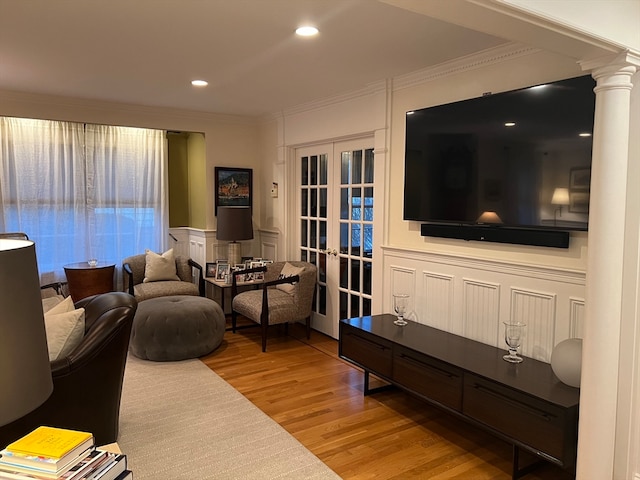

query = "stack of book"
[{"left": 0, "top": 427, "right": 132, "bottom": 480}]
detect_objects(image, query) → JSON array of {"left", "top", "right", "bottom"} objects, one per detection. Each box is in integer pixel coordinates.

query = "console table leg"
[
  {"left": 363, "top": 370, "right": 394, "bottom": 396},
  {"left": 512, "top": 445, "right": 544, "bottom": 479}
]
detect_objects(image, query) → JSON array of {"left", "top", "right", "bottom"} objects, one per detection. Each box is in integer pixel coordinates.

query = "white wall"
[{"left": 502, "top": 0, "right": 640, "bottom": 51}]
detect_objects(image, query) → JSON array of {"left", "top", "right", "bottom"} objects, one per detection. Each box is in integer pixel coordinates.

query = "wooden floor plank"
[{"left": 201, "top": 321, "right": 574, "bottom": 479}]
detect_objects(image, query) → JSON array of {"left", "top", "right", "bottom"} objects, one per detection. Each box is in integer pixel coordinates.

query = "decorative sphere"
[{"left": 550, "top": 338, "right": 583, "bottom": 388}]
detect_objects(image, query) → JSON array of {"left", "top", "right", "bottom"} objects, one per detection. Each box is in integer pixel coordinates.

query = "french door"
[{"left": 296, "top": 138, "right": 376, "bottom": 339}]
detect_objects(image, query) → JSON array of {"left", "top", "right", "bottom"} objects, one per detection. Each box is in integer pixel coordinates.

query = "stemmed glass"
[
  {"left": 503, "top": 322, "right": 526, "bottom": 363},
  {"left": 393, "top": 294, "right": 409, "bottom": 326}
]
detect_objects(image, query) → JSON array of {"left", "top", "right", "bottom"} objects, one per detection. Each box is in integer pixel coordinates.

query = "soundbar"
[{"left": 420, "top": 223, "right": 570, "bottom": 248}]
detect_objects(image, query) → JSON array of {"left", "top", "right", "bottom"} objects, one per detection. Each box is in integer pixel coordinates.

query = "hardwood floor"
[{"left": 201, "top": 321, "right": 574, "bottom": 479}]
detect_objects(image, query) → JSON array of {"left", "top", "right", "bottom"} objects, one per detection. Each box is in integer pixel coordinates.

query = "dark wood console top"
[{"left": 341, "top": 315, "right": 579, "bottom": 408}]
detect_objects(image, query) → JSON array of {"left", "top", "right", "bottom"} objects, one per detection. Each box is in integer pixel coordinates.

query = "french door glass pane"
[
  {"left": 310, "top": 220, "right": 317, "bottom": 249},
  {"left": 310, "top": 155, "right": 318, "bottom": 185},
  {"left": 302, "top": 156, "right": 308, "bottom": 185},
  {"left": 301, "top": 219, "right": 307, "bottom": 247},
  {"left": 365, "top": 148, "right": 374, "bottom": 183},
  {"left": 352, "top": 150, "right": 362, "bottom": 184},
  {"left": 341, "top": 152, "right": 350, "bottom": 184},
  {"left": 301, "top": 189, "right": 308, "bottom": 216},
  {"left": 320, "top": 154, "right": 328, "bottom": 185}
]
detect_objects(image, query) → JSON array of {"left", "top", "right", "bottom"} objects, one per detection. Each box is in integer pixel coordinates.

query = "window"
[{"left": 0, "top": 117, "right": 167, "bottom": 283}]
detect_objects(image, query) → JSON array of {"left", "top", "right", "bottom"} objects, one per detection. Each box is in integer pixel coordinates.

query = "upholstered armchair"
[
  {"left": 122, "top": 250, "right": 204, "bottom": 302},
  {"left": 231, "top": 261, "right": 317, "bottom": 352},
  {"left": 0, "top": 292, "right": 138, "bottom": 448}
]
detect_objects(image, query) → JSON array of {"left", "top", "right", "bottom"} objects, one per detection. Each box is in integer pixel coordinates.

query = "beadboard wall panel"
[{"left": 383, "top": 246, "right": 586, "bottom": 363}]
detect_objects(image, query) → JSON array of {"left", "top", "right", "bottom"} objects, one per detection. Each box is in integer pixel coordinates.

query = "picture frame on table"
[
  {"left": 215, "top": 167, "right": 252, "bottom": 215},
  {"left": 250, "top": 260, "right": 265, "bottom": 281},
  {"left": 215, "top": 262, "right": 230, "bottom": 283},
  {"left": 205, "top": 262, "right": 217, "bottom": 278}
]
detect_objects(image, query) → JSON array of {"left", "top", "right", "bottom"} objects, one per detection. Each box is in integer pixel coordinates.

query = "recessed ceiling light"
[
  {"left": 296, "top": 26, "right": 318, "bottom": 37},
  {"left": 504, "top": 122, "right": 516, "bottom": 127},
  {"left": 191, "top": 80, "right": 208, "bottom": 87}
]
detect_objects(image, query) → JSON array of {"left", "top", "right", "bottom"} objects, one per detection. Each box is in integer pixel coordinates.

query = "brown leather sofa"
[{"left": 0, "top": 292, "right": 137, "bottom": 448}]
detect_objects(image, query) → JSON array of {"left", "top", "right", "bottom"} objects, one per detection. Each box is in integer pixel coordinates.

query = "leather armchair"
[{"left": 0, "top": 292, "right": 137, "bottom": 448}]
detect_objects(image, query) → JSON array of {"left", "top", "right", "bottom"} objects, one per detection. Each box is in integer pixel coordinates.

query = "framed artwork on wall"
[
  {"left": 215, "top": 167, "right": 252, "bottom": 215},
  {"left": 569, "top": 167, "right": 591, "bottom": 190}
]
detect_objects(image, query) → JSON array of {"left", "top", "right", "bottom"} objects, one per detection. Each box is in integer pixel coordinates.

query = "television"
[{"left": 404, "top": 75, "right": 595, "bottom": 242}]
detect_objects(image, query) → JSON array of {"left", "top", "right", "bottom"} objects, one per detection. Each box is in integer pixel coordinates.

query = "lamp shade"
[
  {"left": 216, "top": 206, "right": 253, "bottom": 241},
  {"left": 0, "top": 239, "right": 53, "bottom": 426},
  {"left": 476, "top": 211, "right": 503, "bottom": 224},
  {"left": 552, "top": 188, "right": 570, "bottom": 206}
]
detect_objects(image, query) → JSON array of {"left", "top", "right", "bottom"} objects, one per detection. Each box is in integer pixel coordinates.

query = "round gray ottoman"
[{"left": 131, "top": 295, "right": 225, "bottom": 361}]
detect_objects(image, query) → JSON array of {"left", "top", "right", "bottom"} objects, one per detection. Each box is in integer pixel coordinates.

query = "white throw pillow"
[
  {"left": 143, "top": 248, "right": 179, "bottom": 283},
  {"left": 43, "top": 296, "right": 85, "bottom": 361},
  {"left": 276, "top": 262, "right": 305, "bottom": 295},
  {"left": 42, "top": 295, "right": 64, "bottom": 314}
]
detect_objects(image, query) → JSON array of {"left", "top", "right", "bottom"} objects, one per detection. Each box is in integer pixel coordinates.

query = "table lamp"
[
  {"left": 0, "top": 239, "right": 53, "bottom": 426},
  {"left": 216, "top": 206, "right": 253, "bottom": 266},
  {"left": 552, "top": 187, "right": 571, "bottom": 225},
  {"left": 476, "top": 211, "right": 503, "bottom": 224}
]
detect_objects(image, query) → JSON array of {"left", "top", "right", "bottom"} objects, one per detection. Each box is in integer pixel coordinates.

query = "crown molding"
[
  {"left": 393, "top": 42, "right": 538, "bottom": 91},
  {"left": 279, "top": 80, "right": 388, "bottom": 117},
  {"left": 0, "top": 89, "right": 259, "bottom": 126}
]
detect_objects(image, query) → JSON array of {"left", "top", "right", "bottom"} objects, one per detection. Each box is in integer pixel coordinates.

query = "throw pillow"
[
  {"left": 43, "top": 296, "right": 85, "bottom": 361},
  {"left": 42, "top": 295, "right": 64, "bottom": 314},
  {"left": 276, "top": 262, "right": 305, "bottom": 295},
  {"left": 143, "top": 248, "right": 179, "bottom": 283}
]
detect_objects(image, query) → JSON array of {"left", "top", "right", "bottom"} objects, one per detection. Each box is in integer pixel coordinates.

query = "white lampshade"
[
  {"left": 551, "top": 188, "right": 570, "bottom": 206},
  {"left": 0, "top": 239, "right": 53, "bottom": 426}
]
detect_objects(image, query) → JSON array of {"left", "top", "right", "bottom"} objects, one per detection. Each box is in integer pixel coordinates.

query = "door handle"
[{"left": 323, "top": 248, "right": 338, "bottom": 256}]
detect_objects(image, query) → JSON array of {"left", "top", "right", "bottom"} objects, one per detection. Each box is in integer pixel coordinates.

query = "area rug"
[{"left": 117, "top": 355, "right": 341, "bottom": 479}]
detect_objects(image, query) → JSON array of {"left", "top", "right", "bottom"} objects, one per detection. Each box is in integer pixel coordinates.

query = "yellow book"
[{"left": 2, "top": 426, "right": 93, "bottom": 460}]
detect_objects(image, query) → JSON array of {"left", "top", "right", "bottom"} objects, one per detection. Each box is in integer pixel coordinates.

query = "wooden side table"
[{"left": 64, "top": 262, "right": 115, "bottom": 302}]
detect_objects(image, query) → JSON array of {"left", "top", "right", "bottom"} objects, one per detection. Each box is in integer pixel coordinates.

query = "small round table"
[{"left": 64, "top": 261, "right": 115, "bottom": 302}]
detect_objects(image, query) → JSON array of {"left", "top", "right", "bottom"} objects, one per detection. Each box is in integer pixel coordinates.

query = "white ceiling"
[{"left": 0, "top": 0, "right": 510, "bottom": 117}]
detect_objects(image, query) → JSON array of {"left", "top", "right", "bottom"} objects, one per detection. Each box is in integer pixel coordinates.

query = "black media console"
[{"left": 339, "top": 315, "right": 579, "bottom": 479}]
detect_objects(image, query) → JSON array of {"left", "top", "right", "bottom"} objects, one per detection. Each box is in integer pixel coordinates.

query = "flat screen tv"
[{"left": 404, "top": 75, "right": 595, "bottom": 233}]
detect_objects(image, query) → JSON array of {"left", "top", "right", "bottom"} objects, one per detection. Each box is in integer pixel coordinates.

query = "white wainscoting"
[{"left": 383, "top": 246, "right": 586, "bottom": 363}]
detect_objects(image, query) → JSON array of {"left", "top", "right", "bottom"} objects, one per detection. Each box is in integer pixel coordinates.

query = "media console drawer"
[
  {"left": 463, "top": 374, "right": 570, "bottom": 463},
  {"left": 339, "top": 323, "right": 393, "bottom": 378},
  {"left": 393, "top": 345, "right": 462, "bottom": 411}
]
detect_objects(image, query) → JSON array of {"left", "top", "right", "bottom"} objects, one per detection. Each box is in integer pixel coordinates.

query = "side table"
[
  {"left": 64, "top": 261, "right": 115, "bottom": 302},
  {"left": 205, "top": 277, "right": 262, "bottom": 315}
]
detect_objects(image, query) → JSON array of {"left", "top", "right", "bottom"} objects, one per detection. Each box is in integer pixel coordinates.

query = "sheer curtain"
[{"left": 0, "top": 117, "right": 167, "bottom": 284}]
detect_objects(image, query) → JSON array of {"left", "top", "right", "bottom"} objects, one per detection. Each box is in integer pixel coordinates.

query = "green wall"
[{"left": 167, "top": 131, "right": 206, "bottom": 229}]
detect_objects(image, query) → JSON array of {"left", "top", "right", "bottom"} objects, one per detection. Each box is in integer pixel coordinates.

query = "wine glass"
[
  {"left": 393, "top": 294, "right": 409, "bottom": 326},
  {"left": 503, "top": 322, "right": 526, "bottom": 363}
]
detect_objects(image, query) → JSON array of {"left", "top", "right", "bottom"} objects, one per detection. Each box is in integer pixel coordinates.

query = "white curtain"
[{"left": 0, "top": 117, "right": 167, "bottom": 284}]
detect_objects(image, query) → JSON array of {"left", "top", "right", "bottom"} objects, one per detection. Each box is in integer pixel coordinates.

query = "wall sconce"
[
  {"left": 216, "top": 206, "right": 253, "bottom": 266},
  {"left": 552, "top": 188, "right": 570, "bottom": 225},
  {"left": 0, "top": 239, "right": 53, "bottom": 426},
  {"left": 476, "top": 211, "right": 503, "bottom": 224}
]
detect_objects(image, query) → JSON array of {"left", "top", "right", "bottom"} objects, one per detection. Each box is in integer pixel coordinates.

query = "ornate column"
[{"left": 577, "top": 56, "right": 637, "bottom": 479}]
